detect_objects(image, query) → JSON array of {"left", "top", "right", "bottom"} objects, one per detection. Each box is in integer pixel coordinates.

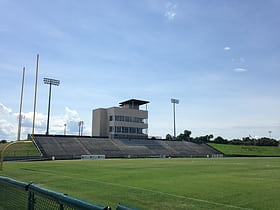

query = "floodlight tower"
[
  {"left": 78, "top": 121, "right": 84, "bottom": 136},
  {"left": 171, "top": 98, "right": 179, "bottom": 139},
  {"left": 44, "top": 78, "right": 60, "bottom": 135}
]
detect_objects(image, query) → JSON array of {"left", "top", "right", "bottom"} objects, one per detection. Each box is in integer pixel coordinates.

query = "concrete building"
[{"left": 92, "top": 99, "right": 149, "bottom": 139}]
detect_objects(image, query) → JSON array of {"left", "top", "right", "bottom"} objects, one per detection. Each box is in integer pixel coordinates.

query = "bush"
[
  {"left": 230, "top": 139, "right": 243, "bottom": 145},
  {"left": 256, "top": 138, "right": 279, "bottom": 146}
]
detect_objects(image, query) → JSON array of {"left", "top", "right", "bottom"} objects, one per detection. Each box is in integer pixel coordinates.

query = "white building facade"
[{"left": 92, "top": 99, "right": 149, "bottom": 139}]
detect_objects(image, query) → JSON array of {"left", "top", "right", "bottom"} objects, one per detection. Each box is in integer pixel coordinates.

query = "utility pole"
[
  {"left": 32, "top": 54, "right": 39, "bottom": 136},
  {"left": 17, "top": 67, "right": 25, "bottom": 141}
]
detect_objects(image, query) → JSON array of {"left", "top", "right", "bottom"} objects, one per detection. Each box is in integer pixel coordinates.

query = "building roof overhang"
[{"left": 119, "top": 99, "right": 149, "bottom": 106}]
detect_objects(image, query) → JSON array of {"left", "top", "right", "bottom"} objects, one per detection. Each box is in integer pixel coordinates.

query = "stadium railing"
[{"left": 0, "top": 176, "right": 111, "bottom": 210}]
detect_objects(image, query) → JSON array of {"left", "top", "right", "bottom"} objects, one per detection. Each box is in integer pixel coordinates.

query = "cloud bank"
[{"left": 0, "top": 103, "right": 86, "bottom": 141}]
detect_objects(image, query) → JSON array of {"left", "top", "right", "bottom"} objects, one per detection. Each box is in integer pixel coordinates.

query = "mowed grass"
[
  {"left": 209, "top": 143, "right": 280, "bottom": 156},
  {"left": 1, "top": 158, "right": 280, "bottom": 210},
  {"left": 0, "top": 141, "right": 40, "bottom": 156}
]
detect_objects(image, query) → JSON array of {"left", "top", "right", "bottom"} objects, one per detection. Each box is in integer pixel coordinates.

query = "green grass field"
[
  {"left": 209, "top": 143, "right": 280, "bottom": 156},
  {"left": 0, "top": 141, "right": 40, "bottom": 156},
  {"left": 1, "top": 158, "right": 280, "bottom": 209}
]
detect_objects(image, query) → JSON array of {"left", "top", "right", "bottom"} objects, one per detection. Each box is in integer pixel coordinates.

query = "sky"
[{"left": 1, "top": 0, "right": 280, "bottom": 141}]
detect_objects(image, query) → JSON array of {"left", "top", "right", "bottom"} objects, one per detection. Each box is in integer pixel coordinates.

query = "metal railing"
[
  {"left": 0, "top": 176, "right": 137, "bottom": 210},
  {"left": 0, "top": 176, "right": 111, "bottom": 210}
]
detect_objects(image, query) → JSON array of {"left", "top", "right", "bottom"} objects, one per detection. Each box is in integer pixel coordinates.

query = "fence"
[
  {"left": 81, "top": 155, "right": 106, "bottom": 160},
  {"left": 0, "top": 176, "right": 136, "bottom": 210}
]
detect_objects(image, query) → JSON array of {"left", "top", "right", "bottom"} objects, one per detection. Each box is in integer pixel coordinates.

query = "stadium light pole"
[
  {"left": 81, "top": 121, "right": 84, "bottom": 136},
  {"left": 171, "top": 98, "right": 179, "bottom": 139},
  {"left": 17, "top": 67, "right": 25, "bottom": 141},
  {"left": 44, "top": 78, "right": 60, "bottom": 135},
  {"left": 78, "top": 121, "right": 84, "bottom": 136},
  {"left": 32, "top": 54, "right": 39, "bottom": 136}
]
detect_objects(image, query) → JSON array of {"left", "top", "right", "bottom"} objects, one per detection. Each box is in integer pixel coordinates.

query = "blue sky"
[{"left": 1, "top": 0, "right": 280, "bottom": 141}]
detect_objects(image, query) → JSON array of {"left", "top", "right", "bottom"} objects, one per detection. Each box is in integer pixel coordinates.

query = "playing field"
[
  {"left": 1, "top": 157, "right": 280, "bottom": 209},
  {"left": 208, "top": 143, "right": 280, "bottom": 156}
]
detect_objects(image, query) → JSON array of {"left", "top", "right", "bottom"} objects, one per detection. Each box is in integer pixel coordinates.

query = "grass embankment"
[
  {"left": 1, "top": 158, "right": 280, "bottom": 209},
  {"left": 0, "top": 141, "right": 40, "bottom": 156},
  {"left": 208, "top": 143, "right": 280, "bottom": 156}
]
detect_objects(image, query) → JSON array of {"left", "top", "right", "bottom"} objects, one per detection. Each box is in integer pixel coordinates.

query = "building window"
[
  {"left": 129, "top": 127, "right": 136, "bottom": 134},
  {"left": 125, "top": 116, "right": 129, "bottom": 122},
  {"left": 122, "top": 127, "right": 129, "bottom": 133},
  {"left": 137, "top": 128, "right": 143, "bottom": 134},
  {"left": 116, "top": 126, "right": 122, "bottom": 133},
  {"left": 111, "top": 115, "right": 145, "bottom": 123},
  {"left": 111, "top": 126, "right": 145, "bottom": 135}
]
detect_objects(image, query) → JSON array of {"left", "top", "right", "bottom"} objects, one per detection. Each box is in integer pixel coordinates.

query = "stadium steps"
[
  {"left": 76, "top": 138, "right": 91, "bottom": 155},
  {"left": 33, "top": 135, "right": 222, "bottom": 159}
]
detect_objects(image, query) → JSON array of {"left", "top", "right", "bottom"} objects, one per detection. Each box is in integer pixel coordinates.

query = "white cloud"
[
  {"left": 234, "top": 68, "right": 247, "bottom": 72},
  {"left": 64, "top": 107, "right": 80, "bottom": 121},
  {"left": 51, "top": 107, "right": 82, "bottom": 135},
  {"left": 21, "top": 112, "right": 46, "bottom": 129},
  {"left": 224, "top": 46, "right": 231, "bottom": 51},
  {"left": 0, "top": 103, "right": 85, "bottom": 141},
  {"left": 165, "top": 2, "right": 177, "bottom": 20},
  {"left": 0, "top": 119, "right": 17, "bottom": 140},
  {"left": 0, "top": 103, "right": 17, "bottom": 140},
  {"left": 0, "top": 103, "right": 12, "bottom": 114}
]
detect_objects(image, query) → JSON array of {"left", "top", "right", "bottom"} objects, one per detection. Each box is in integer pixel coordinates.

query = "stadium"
[
  {"left": 27, "top": 99, "right": 222, "bottom": 161},
  {"left": 1, "top": 1, "right": 280, "bottom": 209},
  {"left": 1, "top": 98, "right": 280, "bottom": 209},
  {"left": 0, "top": 98, "right": 227, "bottom": 210}
]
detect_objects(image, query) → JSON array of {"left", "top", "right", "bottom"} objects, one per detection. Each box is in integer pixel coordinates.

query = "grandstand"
[{"left": 32, "top": 134, "right": 223, "bottom": 160}]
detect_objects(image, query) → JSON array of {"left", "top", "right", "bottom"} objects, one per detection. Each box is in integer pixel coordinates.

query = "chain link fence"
[{"left": 0, "top": 176, "right": 136, "bottom": 210}]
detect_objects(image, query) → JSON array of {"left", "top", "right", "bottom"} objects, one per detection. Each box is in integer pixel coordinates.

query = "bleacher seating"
[{"left": 32, "top": 135, "right": 222, "bottom": 159}]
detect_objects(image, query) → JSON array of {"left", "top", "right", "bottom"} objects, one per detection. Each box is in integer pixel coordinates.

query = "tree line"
[{"left": 166, "top": 130, "right": 279, "bottom": 146}]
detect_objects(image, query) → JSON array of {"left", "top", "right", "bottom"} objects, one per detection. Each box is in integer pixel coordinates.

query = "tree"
[
  {"left": 176, "top": 130, "right": 192, "bottom": 141},
  {"left": 0, "top": 140, "right": 7, "bottom": 144},
  {"left": 165, "top": 134, "right": 173, "bottom": 140},
  {"left": 213, "top": 136, "right": 228, "bottom": 144},
  {"left": 183, "top": 130, "right": 192, "bottom": 138},
  {"left": 242, "top": 137, "right": 256, "bottom": 145},
  {"left": 256, "top": 137, "right": 279, "bottom": 146},
  {"left": 230, "top": 139, "right": 243, "bottom": 145},
  {"left": 208, "top": 134, "right": 214, "bottom": 141},
  {"left": 192, "top": 134, "right": 214, "bottom": 144}
]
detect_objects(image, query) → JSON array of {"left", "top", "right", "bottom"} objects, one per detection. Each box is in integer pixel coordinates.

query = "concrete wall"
[{"left": 92, "top": 108, "right": 108, "bottom": 136}]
